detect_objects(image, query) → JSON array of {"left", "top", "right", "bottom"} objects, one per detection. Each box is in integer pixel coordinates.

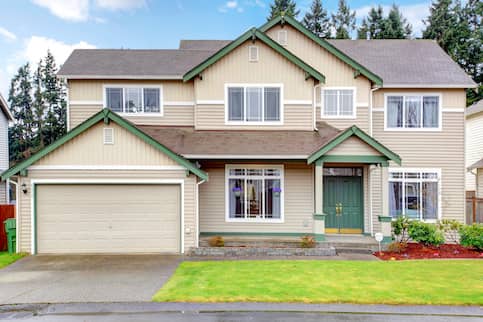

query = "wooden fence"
[
  {"left": 465, "top": 197, "right": 483, "bottom": 224},
  {"left": 0, "top": 205, "right": 15, "bottom": 251}
]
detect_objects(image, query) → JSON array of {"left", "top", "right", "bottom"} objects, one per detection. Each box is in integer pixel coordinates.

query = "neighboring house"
[
  {"left": 1, "top": 15, "right": 476, "bottom": 255},
  {"left": 466, "top": 99, "right": 483, "bottom": 195},
  {"left": 0, "top": 93, "right": 13, "bottom": 204}
]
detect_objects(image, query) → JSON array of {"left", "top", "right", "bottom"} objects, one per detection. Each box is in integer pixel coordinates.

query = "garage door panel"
[{"left": 37, "top": 184, "right": 180, "bottom": 254}]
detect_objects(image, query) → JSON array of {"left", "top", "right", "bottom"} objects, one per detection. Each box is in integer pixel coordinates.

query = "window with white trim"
[
  {"left": 386, "top": 94, "right": 440, "bottom": 129},
  {"left": 105, "top": 86, "right": 162, "bottom": 114},
  {"left": 227, "top": 166, "right": 283, "bottom": 221},
  {"left": 321, "top": 88, "right": 355, "bottom": 118},
  {"left": 388, "top": 169, "right": 440, "bottom": 221},
  {"left": 227, "top": 85, "right": 281, "bottom": 123}
]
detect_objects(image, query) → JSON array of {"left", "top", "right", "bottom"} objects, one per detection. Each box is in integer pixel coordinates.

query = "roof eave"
[
  {"left": 0, "top": 93, "right": 13, "bottom": 121},
  {"left": 382, "top": 83, "right": 477, "bottom": 89},
  {"left": 58, "top": 75, "right": 184, "bottom": 80}
]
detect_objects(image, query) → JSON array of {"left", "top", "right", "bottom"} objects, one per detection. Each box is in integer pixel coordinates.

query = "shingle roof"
[
  {"left": 179, "top": 40, "right": 231, "bottom": 51},
  {"left": 466, "top": 99, "right": 483, "bottom": 117},
  {"left": 57, "top": 49, "right": 216, "bottom": 79}
]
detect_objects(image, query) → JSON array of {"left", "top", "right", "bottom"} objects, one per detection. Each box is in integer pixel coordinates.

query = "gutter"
[
  {"left": 195, "top": 178, "right": 207, "bottom": 248},
  {"left": 368, "top": 86, "right": 380, "bottom": 235},
  {"left": 369, "top": 86, "right": 380, "bottom": 136},
  {"left": 313, "top": 83, "right": 324, "bottom": 131}
]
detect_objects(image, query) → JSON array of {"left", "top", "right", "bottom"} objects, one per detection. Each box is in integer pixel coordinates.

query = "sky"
[{"left": 0, "top": 0, "right": 432, "bottom": 95}]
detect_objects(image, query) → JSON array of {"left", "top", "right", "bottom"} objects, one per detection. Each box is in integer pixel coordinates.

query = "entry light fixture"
[{"left": 21, "top": 183, "right": 27, "bottom": 194}]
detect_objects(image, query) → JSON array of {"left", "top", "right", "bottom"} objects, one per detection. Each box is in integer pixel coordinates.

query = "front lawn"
[
  {"left": 153, "top": 260, "right": 483, "bottom": 305},
  {"left": 0, "top": 252, "right": 26, "bottom": 269}
]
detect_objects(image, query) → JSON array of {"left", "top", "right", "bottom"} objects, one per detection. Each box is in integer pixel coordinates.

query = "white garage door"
[{"left": 36, "top": 184, "right": 181, "bottom": 254}]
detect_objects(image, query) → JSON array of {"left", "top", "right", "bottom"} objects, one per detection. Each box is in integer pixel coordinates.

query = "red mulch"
[{"left": 374, "top": 243, "right": 483, "bottom": 260}]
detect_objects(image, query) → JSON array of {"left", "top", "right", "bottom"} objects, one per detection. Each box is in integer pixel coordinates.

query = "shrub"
[
  {"left": 300, "top": 235, "right": 316, "bottom": 248},
  {"left": 386, "top": 241, "right": 408, "bottom": 253},
  {"left": 408, "top": 221, "right": 445, "bottom": 247},
  {"left": 459, "top": 224, "right": 483, "bottom": 250},
  {"left": 208, "top": 236, "right": 225, "bottom": 247},
  {"left": 437, "top": 219, "right": 463, "bottom": 244},
  {"left": 392, "top": 216, "right": 410, "bottom": 243}
]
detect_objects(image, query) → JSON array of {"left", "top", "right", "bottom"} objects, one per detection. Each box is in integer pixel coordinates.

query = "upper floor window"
[
  {"left": 321, "top": 88, "right": 356, "bottom": 118},
  {"left": 226, "top": 84, "right": 282, "bottom": 124},
  {"left": 105, "top": 86, "right": 163, "bottom": 115},
  {"left": 385, "top": 94, "right": 440, "bottom": 130}
]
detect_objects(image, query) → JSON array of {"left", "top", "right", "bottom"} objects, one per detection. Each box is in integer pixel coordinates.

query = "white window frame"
[
  {"left": 225, "top": 164, "right": 285, "bottom": 223},
  {"left": 103, "top": 84, "right": 164, "bottom": 117},
  {"left": 320, "top": 87, "right": 357, "bottom": 119},
  {"left": 388, "top": 167, "right": 442, "bottom": 222},
  {"left": 224, "top": 83, "right": 284, "bottom": 125},
  {"left": 384, "top": 93, "right": 442, "bottom": 131},
  {"left": 248, "top": 45, "right": 259, "bottom": 62}
]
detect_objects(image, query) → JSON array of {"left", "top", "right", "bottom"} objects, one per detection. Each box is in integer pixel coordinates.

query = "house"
[
  {"left": 1, "top": 15, "right": 476, "bottom": 255},
  {"left": 0, "top": 93, "right": 13, "bottom": 204},
  {"left": 466, "top": 99, "right": 483, "bottom": 196}
]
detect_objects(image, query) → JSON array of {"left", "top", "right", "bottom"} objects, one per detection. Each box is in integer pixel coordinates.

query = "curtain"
[
  {"left": 125, "top": 88, "right": 142, "bottom": 113},
  {"left": 405, "top": 96, "right": 421, "bottom": 128},
  {"left": 389, "top": 181, "right": 402, "bottom": 217},
  {"left": 387, "top": 96, "right": 403, "bottom": 127},
  {"left": 246, "top": 87, "right": 262, "bottom": 121},
  {"left": 264, "top": 87, "right": 280, "bottom": 121},
  {"left": 265, "top": 179, "right": 281, "bottom": 219},
  {"left": 339, "top": 90, "right": 353, "bottom": 115},
  {"left": 229, "top": 179, "right": 245, "bottom": 218},
  {"left": 323, "top": 90, "right": 338, "bottom": 116},
  {"left": 404, "top": 182, "right": 420, "bottom": 219},
  {"left": 106, "top": 88, "right": 123, "bottom": 112},
  {"left": 422, "top": 182, "right": 438, "bottom": 219},
  {"left": 423, "top": 96, "right": 439, "bottom": 128},
  {"left": 228, "top": 87, "right": 244, "bottom": 121},
  {"left": 143, "top": 88, "right": 160, "bottom": 113}
]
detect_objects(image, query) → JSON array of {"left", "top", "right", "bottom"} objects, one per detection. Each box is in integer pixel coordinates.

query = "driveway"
[{"left": 0, "top": 255, "right": 182, "bottom": 304}]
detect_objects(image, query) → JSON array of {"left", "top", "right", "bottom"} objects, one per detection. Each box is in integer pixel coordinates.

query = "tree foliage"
[
  {"left": 357, "top": 6, "right": 384, "bottom": 39},
  {"left": 331, "top": 0, "right": 356, "bottom": 39},
  {"left": 357, "top": 5, "right": 412, "bottom": 39},
  {"left": 267, "top": 0, "right": 299, "bottom": 20},
  {"left": 302, "top": 0, "right": 331, "bottom": 38}
]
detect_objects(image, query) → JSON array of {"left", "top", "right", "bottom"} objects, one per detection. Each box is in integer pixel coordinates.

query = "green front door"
[{"left": 323, "top": 169, "right": 363, "bottom": 234}]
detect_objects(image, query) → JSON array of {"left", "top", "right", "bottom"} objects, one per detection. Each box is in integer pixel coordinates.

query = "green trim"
[
  {"left": 313, "top": 213, "right": 328, "bottom": 220},
  {"left": 259, "top": 15, "right": 383, "bottom": 86},
  {"left": 378, "top": 215, "right": 392, "bottom": 223},
  {"left": 307, "top": 125, "right": 401, "bottom": 165},
  {"left": 183, "top": 28, "right": 325, "bottom": 83},
  {"left": 200, "top": 232, "right": 308, "bottom": 237},
  {"left": 1, "top": 109, "right": 208, "bottom": 181},
  {"left": 314, "top": 233, "right": 325, "bottom": 241},
  {"left": 316, "top": 155, "right": 390, "bottom": 166}
]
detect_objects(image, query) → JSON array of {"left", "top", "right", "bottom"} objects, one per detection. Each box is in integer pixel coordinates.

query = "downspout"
[
  {"left": 313, "top": 83, "right": 324, "bottom": 131},
  {"left": 369, "top": 86, "right": 380, "bottom": 136},
  {"left": 369, "top": 86, "right": 380, "bottom": 235},
  {"left": 195, "top": 178, "right": 206, "bottom": 247}
]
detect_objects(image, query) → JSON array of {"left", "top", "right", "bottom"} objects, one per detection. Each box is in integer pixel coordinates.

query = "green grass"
[
  {"left": 0, "top": 252, "right": 26, "bottom": 269},
  {"left": 153, "top": 260, "right": 483, "bottom": 305}
]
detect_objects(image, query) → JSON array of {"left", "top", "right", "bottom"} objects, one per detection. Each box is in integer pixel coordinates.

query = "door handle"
[{"left": 336, "top": 203, "right": 343, "bottom": 216}]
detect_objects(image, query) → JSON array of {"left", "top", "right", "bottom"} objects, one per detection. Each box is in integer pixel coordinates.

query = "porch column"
[
  {"left": 379, "top": 164, "right": 392, "bottom": 243},
  {"left": 313, "top": 160, "right": 326, "bottom": 241}
]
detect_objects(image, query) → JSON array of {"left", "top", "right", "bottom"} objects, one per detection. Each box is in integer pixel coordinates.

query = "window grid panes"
[
  {"left": 227, "top": 167, "right": 282, "bottom": 220},
  {"left": 322, "top": 89, "right": 355, "bottom": 117},
  {"left": 105, "top": 87, "right": 162, "bottom": 114},
  {"left": 386, "top": 95, "right": 439, "bottom": 129},
  {"left": 389, "top": 170, "right": 439, "bottom": 221},
  {"left": 227, "top": 86, "right": 281, "bottom": 123}
]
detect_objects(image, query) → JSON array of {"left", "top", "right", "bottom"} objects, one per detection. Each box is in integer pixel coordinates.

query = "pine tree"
[
  {"left": 302, "top": 0, "right": 331, "bottom": 38},
  {"left": 32, "top": 61, "right": 45, "bottom": 150},
  {"left": 381, "top": 4, "right": 412, "bottom": 39},
  {"left": 422, "top": 0, "right": 457, "bottom": 52},
  {"left": 332, "top": 0, "right": 356, "bottom": 39},
  {"left": 357, "top": 6, "right": 384, "bottom": 39},
  {"left": 267, "top": 0, "right": 299, "bottom": 20}
]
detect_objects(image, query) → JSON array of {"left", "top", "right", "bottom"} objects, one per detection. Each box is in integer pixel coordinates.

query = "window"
[
  {"left": 104, "top": 86, "right": 162, "bottom": 114},
  {"left": 321, "top": 88, "right": 355, "bottom": 118},
  {"left": 386, "top": 94, "right": 440, "bottom": 130},
  {"left": 226, "top": 166, "right": 283, "bottom": 221},
  {"left": 226, "top": 85, "right": 282, "bottom": 123},
  {"left": 278, "top": 30, "right": 287, "bottom": 45},
  {"left": 248, "top": 46, "right": 259, "bottom": 62},
  {"left": 388, "top": 169, "right": 440, "bottom": 221}
]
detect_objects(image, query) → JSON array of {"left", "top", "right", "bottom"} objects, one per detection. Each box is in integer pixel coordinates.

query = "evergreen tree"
[
  {"left": 267, "top": 0, "right": 299, "bottom": 20},
  {"left": 381, "top": 4, "right": 412, "bottom": 39},
  {"left": 332, "top": 0, "right": 356, "bottom": 39},
  {"left": 422, "top": 0, "right": 457, "bottom": 52},
  {"left": 32, "top": 61, "right": 45, "bottom": 150},
  {"left": 357, "top": 6, "right": 384, "bottom": 39},
  {"left": 302, "top": 0, "right": 331, "bottom": 38}
]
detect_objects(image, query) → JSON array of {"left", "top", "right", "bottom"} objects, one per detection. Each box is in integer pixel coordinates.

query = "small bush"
[
  {"left": 208, "top": 236, "right": 225, "bottom": 247},
  {"left": 300, "top": 235, "right": 316, "bottom": 248},
  {"left": 387, "top": 241, "right": 408, "bottom": 253},
  {"left": 392, "top": 216, "right": 410, "bottom": 243},
  {"left": 437, "top": 219, "right": 463, "bottom": 244},
  {"left": 459, "top": 224, "right": 483, "bottom": 250},
  {"left": 408, "top": 221, "right": 445, "bottom": 247}
]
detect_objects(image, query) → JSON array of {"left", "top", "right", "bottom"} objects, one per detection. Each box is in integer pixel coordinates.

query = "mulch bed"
[{"left": 374, "top": 243, "right": 483, "bottom": 260}]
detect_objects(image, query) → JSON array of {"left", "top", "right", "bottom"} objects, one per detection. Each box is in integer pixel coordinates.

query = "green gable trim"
[
  {"left": 1, "top": 109, "right": 208, "bottom": 181},
  {"left": 316, "top": 155, "right": 390, "bottom": 166},
  {"left": 259, "top": 15, "right": 383, "bottom": 86},
  {"left": 307, "top": 125, "right": 401, "bottom": 165},
  {"left": 183, "top": 28, "right": 325, "bottom": 83}
]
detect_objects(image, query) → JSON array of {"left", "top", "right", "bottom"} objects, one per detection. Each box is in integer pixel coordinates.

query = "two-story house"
[
  {"left": 0, "top": 93, "right": 13, "bottom": 204},
  {"left": 1, "top": 15, "right": 475, "bottom": 254}
]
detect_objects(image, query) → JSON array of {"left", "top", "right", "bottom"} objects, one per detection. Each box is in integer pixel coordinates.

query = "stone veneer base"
[{"left": 189, "top": 246, "right": 337, "bottom": 257}]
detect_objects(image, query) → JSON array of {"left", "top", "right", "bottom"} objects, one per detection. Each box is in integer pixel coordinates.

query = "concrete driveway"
[{"left": 0, "top": 255, "right": 182, "bottom": 304}]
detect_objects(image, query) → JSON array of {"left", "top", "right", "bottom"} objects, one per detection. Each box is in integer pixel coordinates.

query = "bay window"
[
  {"left": 386, "top": 94, "right": 440, "bottom": 130},
  {"left": 321, "top": 88, "right": 356, "bottom": 118},
  {"left": 104, "top": 86, "right": 163, "bottom": 115},
  {"left": 388, "top": 169, "right": 440, "bottom": 221},
  {"left": 226, "top": 84, "right": 282, "bottom": 123},
  {"left": 226, "top": 166, "right": 283, "bottom": 221}
]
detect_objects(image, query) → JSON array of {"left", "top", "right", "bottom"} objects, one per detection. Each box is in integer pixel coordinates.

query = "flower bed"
[{"left": 374, "top": 243, "right": 482, "bottom": 260}]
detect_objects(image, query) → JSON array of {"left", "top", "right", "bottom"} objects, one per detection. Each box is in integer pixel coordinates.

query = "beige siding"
[
  {"left": 316, "top": 106, "right": 370, "bottom": 131},
  {"left": 194, "top": 40, "right": 315, "bottom": 130},
  {"left": 373, "top": 88, "right": 467, "bottom": 109},
  {"left": 326, "top": 136, "right": 382, "bottom": 156},
  {"left": 466, "top": 113, "right": 483, "bottom": 191},
  {"left": 0, "top": 182, "right": 6, "bottom": 204},
  {"left": 69, "top": 105, "right": 100, "bottom": 128},
  {"left": 199, "top": 162, "right": 314, "bottom": 233}
]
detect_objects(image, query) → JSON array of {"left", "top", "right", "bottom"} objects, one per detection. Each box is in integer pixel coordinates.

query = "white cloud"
[
  {"left": 219, "top": 0, "right": 245, "bottom": 13},
  {"left": 355, "top": 2, "right": 430, "bottom": 37},
  {"left": 244, "top": 0, "right": 265, "bottom": 8},
  {"left": 31, "top": 0, "right": 89, "bottom": 22},
  {"left": 226, "top": 1, "right": 238, "bottom": 9},
  {"left": 0, "top": 27, "right": 16, "bottom": 42},
  {"left": 95, "top": 0, "right": 146, "bottom": 11}
]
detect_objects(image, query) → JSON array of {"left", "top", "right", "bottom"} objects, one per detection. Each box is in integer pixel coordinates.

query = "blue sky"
[{"left": 0, "top": 0, "right": 432, "bottom": 94}]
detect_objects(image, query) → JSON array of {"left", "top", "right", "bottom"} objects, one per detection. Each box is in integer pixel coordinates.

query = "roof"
[
  {"left": 57, "top": 49, "right": 217, "bottom": 79},
  {"left": 183, "top": 28, "right": 325, "bottom": 83},
  {"left": 0, "top": 93, "right": 13, "bottom": 121},
  {"left": 468, "top": 157, "right": 483, "bottom": 170},
  {"left": 328, "top": 39, "right": 476, "bottom": 88},
  {"left": 466, "top": 100, "right": 483, "bottom": 117},
  {"left": 1, "top": 109, "right": 208, "bottom": 181},
  {"left": 179, "top": 40, "right": 231, "bottom": 51}
]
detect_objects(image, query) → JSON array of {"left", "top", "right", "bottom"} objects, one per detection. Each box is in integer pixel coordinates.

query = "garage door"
[{"left": 36, "top": 184, "right": 181, "bottom": 254}]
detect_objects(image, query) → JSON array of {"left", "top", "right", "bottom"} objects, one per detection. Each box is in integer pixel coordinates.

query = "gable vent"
[
  {"left": 278, "top": 30, "right": 287, "bottom": 46},
  {"left": 103, "top": 128, "right": 114, "bottom": 145},
  {"left": 248, "top": 45, "right": 259, "bottom": 62}
]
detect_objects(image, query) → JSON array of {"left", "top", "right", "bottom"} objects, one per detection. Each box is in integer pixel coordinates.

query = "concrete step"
[{"left": 190, "top": 246, "right": 337, "bottom": 257}]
